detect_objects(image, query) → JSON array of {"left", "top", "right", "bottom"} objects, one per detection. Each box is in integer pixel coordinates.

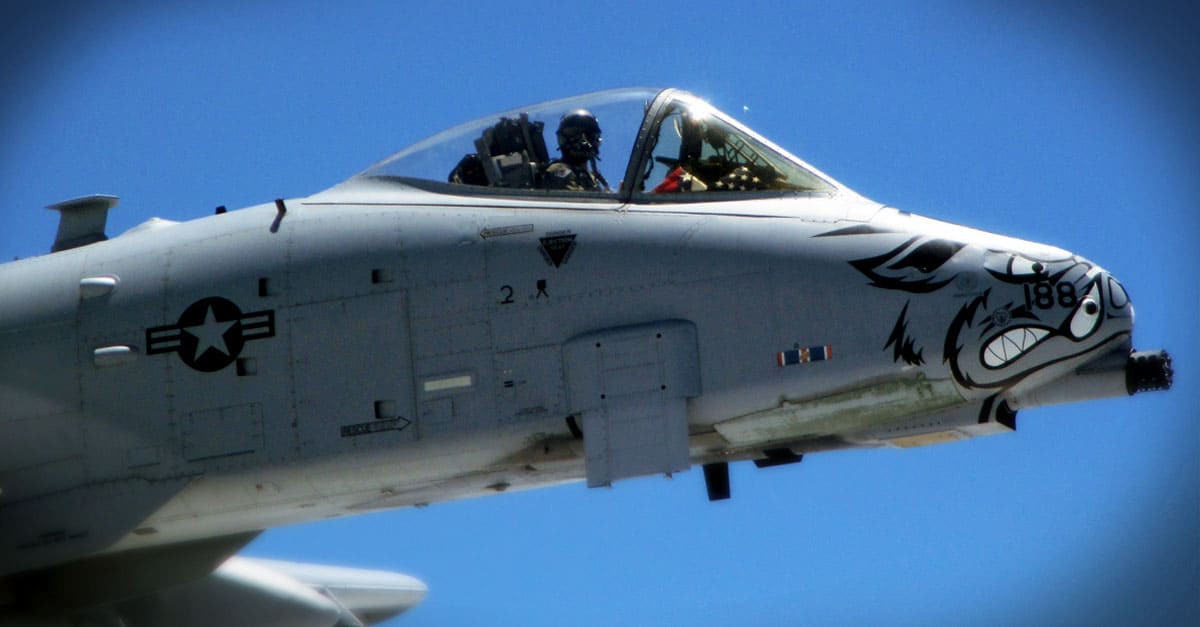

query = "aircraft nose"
[
  {"left": 959, "top": 253, "right": 1143, "bottom": 389},
  {"left": 1005, "top": 265, "right": 1172, "bottom": 408},
  {"left": 1086, "top": 269, "right": 1173, "bottom": 395}
]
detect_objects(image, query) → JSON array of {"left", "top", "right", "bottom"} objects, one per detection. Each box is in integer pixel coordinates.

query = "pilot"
[{"left": 543, "top": 109, "right": 609, "bottom": 192}]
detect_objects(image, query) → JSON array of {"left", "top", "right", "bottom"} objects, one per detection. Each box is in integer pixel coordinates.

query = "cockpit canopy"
[{"left": 354, "top": 88, "right": 842, "bottom": 202}]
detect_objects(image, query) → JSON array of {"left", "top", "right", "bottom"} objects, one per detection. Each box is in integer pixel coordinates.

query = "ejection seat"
[{"left": 448, "top": 113, "right": 549, "bottom": 189}]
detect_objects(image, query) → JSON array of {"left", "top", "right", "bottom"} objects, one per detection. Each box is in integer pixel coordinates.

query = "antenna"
[{"left": 46, "top": 194, "right": 119, "bottom": 253}]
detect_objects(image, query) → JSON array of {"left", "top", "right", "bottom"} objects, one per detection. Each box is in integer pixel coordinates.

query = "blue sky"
[{"left": 3, "top": 2, "right": 1197, "bottom": 625}]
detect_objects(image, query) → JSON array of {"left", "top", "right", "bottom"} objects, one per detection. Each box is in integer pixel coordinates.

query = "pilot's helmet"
[{"left": 556, "top": 109, "right": 602, "bottom": 162}]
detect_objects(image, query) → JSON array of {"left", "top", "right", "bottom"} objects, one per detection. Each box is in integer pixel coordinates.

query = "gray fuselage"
[{"left": 0, "top": 185, "right": 1134, "bottom": 576}]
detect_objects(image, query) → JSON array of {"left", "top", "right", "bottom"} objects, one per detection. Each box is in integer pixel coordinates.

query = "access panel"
[{"left": 563, "top": 320, "right": 700, "bottom": 487}]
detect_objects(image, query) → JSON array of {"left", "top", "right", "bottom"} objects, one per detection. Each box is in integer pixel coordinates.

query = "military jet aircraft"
[{"left": 0, "top": 87, "right": 1172, "bottom": 626}]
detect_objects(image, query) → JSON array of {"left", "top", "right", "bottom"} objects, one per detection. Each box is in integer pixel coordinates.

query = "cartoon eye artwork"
[
  {"left": 1009, "top": 256, "right": 1044, "bottom": 279},
  {"left": 1066, "top": 281, "right": 1103, "bottom": 340},
  {"left": 886, "top": 239, "right": 964, "bottom": 274},
  {"left": 848, "top": 237, "right": 966, "bottom": 293},
  {"left": 985, "top": 252, "right": 1049, "bottom": 284}
]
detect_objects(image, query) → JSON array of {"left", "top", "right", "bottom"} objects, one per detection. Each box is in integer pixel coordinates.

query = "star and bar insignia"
[{"left": 146, "top": 296, "right": 275, "bottom": 372}]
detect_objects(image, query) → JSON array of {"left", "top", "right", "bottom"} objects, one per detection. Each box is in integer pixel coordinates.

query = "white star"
[{"left": 184, "top": 305, "right": 236, "bottom": 361}]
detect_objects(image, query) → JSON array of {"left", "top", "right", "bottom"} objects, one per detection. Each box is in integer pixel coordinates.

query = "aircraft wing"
[
  {"left": 110, "top": 557, "right": 426, "bottom": 627},
  {"left": 1, "top": 551, "right": 426, "bottom": 626},
  {"left": 239, "top": 558, "right": 429, "bottom": 626}
]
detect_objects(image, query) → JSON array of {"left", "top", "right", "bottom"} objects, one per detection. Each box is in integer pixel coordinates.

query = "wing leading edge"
[{"left": 0, "top": 554, "right": 426, "bottom": 627}]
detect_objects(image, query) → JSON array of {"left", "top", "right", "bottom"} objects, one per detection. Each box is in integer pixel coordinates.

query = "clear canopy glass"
[{"left": 353, "top": 88, "right": 838, "bottom": 201}]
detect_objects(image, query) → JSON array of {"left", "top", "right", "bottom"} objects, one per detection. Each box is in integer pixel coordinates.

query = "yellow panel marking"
[{"left": 888, "top": 430, "right": 967, "bottom": 448}]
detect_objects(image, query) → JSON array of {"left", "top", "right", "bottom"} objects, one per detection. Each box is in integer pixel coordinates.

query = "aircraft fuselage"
[{"left": 0, "top": 189, "right": 1147, "bottom": 577}]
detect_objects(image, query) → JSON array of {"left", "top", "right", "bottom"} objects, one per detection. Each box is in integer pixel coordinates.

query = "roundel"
[{"left": 145, "top": 296, "right": 276, "bottom": 372}]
